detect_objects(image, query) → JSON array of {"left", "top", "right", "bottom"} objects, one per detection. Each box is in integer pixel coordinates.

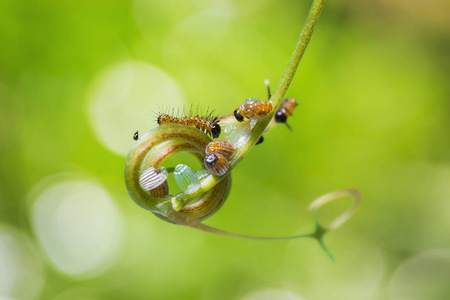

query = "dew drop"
[
  {"left": 194, "top": 169, "right": 210, "bottom": 181},
  {"left": 224, "top": 125, "right": 251, "bottom": 148},
  {"left": 174, "top": 164, "right": 200, "bottom": 194}
]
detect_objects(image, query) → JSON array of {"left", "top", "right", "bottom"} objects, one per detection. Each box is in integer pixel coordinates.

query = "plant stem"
[
  {"left": 146, "top": 0, "right": 325, "bottom": 209},
  {"left": 173, "top": 0, "right": 326, "bottom": 206},
  {"left": 231, "top": 0, "right": 324, "bottom": 166}
]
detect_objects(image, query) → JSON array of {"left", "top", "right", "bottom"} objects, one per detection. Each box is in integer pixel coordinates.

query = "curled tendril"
[
  {"left": 124, "top": 0, "right": 360, "bottom": 258},
  {"left": 308, "top": 189, "right": 361, "bottom": 232},
  {"left": 124, "top": 124, "right": 231, "bottom": 223}
]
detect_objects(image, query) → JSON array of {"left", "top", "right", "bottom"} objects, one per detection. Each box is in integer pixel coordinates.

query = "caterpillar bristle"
[{"left": 156, "top": 105, "right": 221, "bottom": 139}]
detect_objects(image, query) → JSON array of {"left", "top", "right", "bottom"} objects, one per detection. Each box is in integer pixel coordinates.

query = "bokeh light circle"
[
  {"left": 88, "top": 61, "right": 185, "bottom": 156},
  {"left": 0, "top": 225, "right": 44, "bottom": 300},
  {"left": 389, "top": 249, "right": 450, "bottom": 300},
  {"left": 31, "top": 179, "right": 123, "bottom": 278}
]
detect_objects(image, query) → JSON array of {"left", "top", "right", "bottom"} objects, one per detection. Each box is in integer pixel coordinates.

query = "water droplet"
[
  {"left": 195, "top": 169, "right": 210, "bottom": 181},
  {"left": 174, "top": 164, "right": 200, "bottom": 194},
  {"left": 224, "top": 125, "right": 251, "bottom": 148}
]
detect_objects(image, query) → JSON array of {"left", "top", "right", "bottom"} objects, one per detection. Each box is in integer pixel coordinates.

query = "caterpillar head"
[
  {"left": 211, "top": 123, "right": 221, "bottom": 139},
  {"left": 275, "top": 110, "right": 287, "bottom": 123},
  {"left": 233, "top": 109, "right": 244, "bottom": 122}
]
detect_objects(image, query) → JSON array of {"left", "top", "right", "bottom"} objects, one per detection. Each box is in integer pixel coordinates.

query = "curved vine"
[{"left": 124, "top": 0, "right": 360, "bottom": 257}]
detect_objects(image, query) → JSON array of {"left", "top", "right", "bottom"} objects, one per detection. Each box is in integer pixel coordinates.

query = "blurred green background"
[{"left": 1, "top": 0, "right": 450, "bottom": 299}]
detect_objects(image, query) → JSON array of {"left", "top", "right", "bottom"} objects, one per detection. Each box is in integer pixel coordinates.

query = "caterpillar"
[
  {"left": 204, "top": 152, "right": 229, "bottom": 176},
  {"left": 157, "top": 110, "right": 221, "bottom": 139},
  {"left": 234, "top": 99, "right": 273, "bottom": 122},
  {"left": 275, "top": 98, "right": 298, "bottom": 131}
]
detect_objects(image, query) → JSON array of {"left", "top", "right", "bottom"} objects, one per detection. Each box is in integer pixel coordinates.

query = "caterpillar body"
[
  {"left": 234, "top": 100, "right": 273, "bottom": 122},
  {"left": 275, "top": 98, "right": 298, "bottom": 131},
  {"left": 157, "top": 113, "right": 221, "bottom": 139}
]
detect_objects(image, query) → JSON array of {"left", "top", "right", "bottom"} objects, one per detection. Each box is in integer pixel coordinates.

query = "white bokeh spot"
[
  {"left": 0, "top": 226, "right": 44, "bottom": 300},
  {"left": 88, "top": 61, "right": 185, "bottom": 156},
  {"left": 31, "top": 180, "right": 123, "bottom": 278},
  {"left": 389, "top": 249, "right": 450, "bottom": 300}
]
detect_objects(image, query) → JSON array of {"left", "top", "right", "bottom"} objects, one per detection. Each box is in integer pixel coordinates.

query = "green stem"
[
  {"left": 125, "top": 1, "right": 360, "bottom": 256},
  {"left": 173, "top": 0, "right": 325, "bottom": 205},
  {"left": 232, "top": 0, "right": 324, "bottom": 164}
]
